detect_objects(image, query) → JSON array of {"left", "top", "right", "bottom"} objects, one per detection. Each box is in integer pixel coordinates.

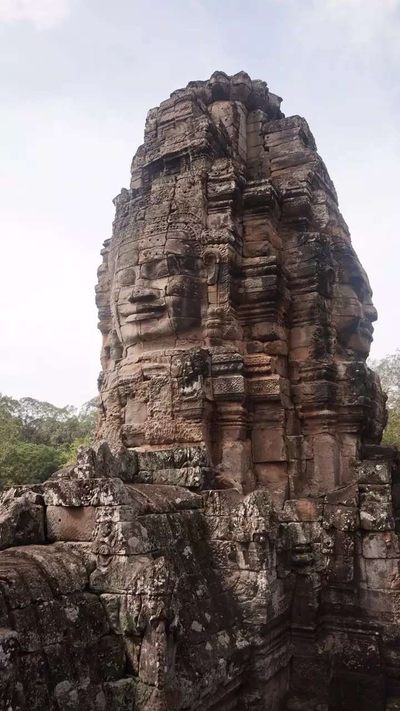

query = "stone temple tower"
[{"left": 0, "top": 72, "right": 398, "bottom": 711}]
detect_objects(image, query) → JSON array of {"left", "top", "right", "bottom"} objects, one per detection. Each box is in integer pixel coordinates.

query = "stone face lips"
[{"left": 0, "top": 71, "right": 398, "bottom": 710}]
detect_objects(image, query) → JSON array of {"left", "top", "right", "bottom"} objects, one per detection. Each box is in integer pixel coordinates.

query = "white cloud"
[
  {"left": 0, "top": 0, "right": 70, "bottom": 29},
  {"left": 310, "top": 0, "right": 400, "bottom": 50}
]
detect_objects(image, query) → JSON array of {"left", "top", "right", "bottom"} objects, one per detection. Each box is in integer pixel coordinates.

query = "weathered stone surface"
[
  {"left": 46, "top": 505, "right": 97, "bottom": 541},
  {"left": 0, "top": 71, "right": 398, "bottom": 710},
  {"left": 0, "top": 489, "right": 45, "bottom": 550}
]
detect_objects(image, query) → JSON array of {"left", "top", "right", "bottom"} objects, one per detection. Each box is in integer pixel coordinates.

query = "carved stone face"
[
  {"left": 95, "top": 72, "right": 387, "bottom": 500},
  {"left": 333, "top": 254, "right": 377, "bottom": 356},
  {"left": 114, "top": 232, "right": 204, "bottom": 348}
]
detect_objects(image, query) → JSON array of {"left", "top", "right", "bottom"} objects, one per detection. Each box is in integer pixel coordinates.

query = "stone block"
[
  {"left": 359, "top": 588, "right": 400, "bottom": 616},
  {"left": 312, "top": 434, "right": 340, "bottom": 494},
  {"left": 68, "top": 591, "right": 110, "bottom": 643},
  {"left": 103, "top": 678, "right": 136, "bottom": 710},
  {"left": 323, "top": 504, "right": 359, "bottom": 531},
  {"left": 42, "top": 478, "right": 131, "bottom": 507},
  {"left": 280, "top": 498, "right": 323, "bottom": 522},
  {"left": 362, "top": 532, "right": 400, "bottom": 559},
  {"left": 280, "top": 522, "right": 322, "bottom": 554},
  {"left": 43, "top": 642, "right": 75, "bottom": 687},
  {"left": 213, "top": 375, "right": 246, "bottom": 400},
  {"left": 203, "top": 514, "right": 232, "bottom": 540},
  {"left": 359, "top": 557, "right": 400, "bottom": 590},
  {"left": 129, "top": 483, "right": 203, "bottom": 513},
  {"left": 36, "top": 599, "right": 69, "bottom": 646},
  {"left": 54, "top": 680, "right": 80, "bottom": 710},
  {"left": 254, "top": 463, "right": 288, "bottom": 506},
  {"left": 360, "top": 487, "right": 395, "bottom": 531},
  {"left": 326, "top": 554, "right": 354, "bottom": 584},
  {"left": 12, "top": 606, "right": 41, "bottom": 652},
  {"left": 322, "top": 529, "right": 355, "bottom": 556},
  {"left": 325, "top": 483, "right": 358, "bottom": 507},
  {"left": 93, "top": 518, "right": 164, "bottom": 556},
  {"left": 203, "top": 490, "right": 242, "bottom": 517},
  {"left": 247, "top": 375, "right": 281, "bottom": 400},
  {"left": 134, "top": 465, "right": 206, "bottom": 489},
  {"left": 46, "top": 506, "right": 97, "bottom": 542},
  {"left": 252, "top": 428, "right": 286, "bottom": 463},
  {"left": 94, "top": 634, "right": 126, "bottom": 682},
  {"left": 12, "top": 545, "right": 88, "bottom": 595},
  {"left": 0, "top": 493, "right": 45, "bottom": 551},
  {"left": 90, "top": 554, "right": 154, "bottom": 594},
  {"left": 354, "top": 460, "right": 391, "bottom": 484}
]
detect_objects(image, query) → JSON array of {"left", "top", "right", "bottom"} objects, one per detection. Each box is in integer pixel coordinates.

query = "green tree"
[
  {"left": 370, "top": 350, "right": 400, "bottom": 447},
  {"left": 0, "top": 394, "right": 98, "bottom": 489},
  {"left": 0, "top": 397, "right": 21, "bottom": 442},
  {"left": 0, "top": 442, "right": 66, "bottom": 489},
  {"left": 63, "top": 398, "right": 98, "bottom": 463}
]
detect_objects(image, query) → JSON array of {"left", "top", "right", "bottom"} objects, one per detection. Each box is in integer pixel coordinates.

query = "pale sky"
[{"left": 0, "top": 0, "right": 399, "bottom": 406}]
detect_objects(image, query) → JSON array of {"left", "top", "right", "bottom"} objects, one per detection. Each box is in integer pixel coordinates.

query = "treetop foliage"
[
  {"left": 0, "top": 394, "right": 97, "bottom": 490},
  {"left": 370, "top": 349, "right": 400, "bottom": 448}
]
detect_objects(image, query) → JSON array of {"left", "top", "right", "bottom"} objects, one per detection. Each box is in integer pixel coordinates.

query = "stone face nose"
[
  {"left": 128, "top": 287, "right": 161, "bottom": 303},
  {"left": 365, "top": 303, "right": 378, "bottom": 323}
]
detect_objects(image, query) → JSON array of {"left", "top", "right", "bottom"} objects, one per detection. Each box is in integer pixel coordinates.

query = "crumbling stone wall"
[
  {"left": 0, "top": 72, "right": 398, "bottom": 711},
  {"left": 0, "top": 488, "right": 135, "bottom": 710}
]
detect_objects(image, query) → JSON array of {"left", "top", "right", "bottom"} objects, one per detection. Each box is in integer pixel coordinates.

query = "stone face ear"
[{"left": 204, "top": 250, "right": 220, "bottom": 286}]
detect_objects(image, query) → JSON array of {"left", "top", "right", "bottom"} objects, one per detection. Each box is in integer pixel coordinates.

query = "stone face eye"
[
  {"left": 140, "top": 258, "right": 169, "bottom": 280},
  {"left": 167, "top": 254, "right": 200, "bottom": 275},
  {"left": 117, "top": 268, "right": 136, "bottom": 286},
  {"left": 139, "top": 255, "right": 200, "bottom": 279},
  {"left": 166, "top": 254, "right": 181, "bottom": 275}
]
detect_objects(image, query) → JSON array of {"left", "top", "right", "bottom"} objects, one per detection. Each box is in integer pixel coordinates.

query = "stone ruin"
[{"left": 0, "top": 71, "right": 399, "bottom": 711}]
